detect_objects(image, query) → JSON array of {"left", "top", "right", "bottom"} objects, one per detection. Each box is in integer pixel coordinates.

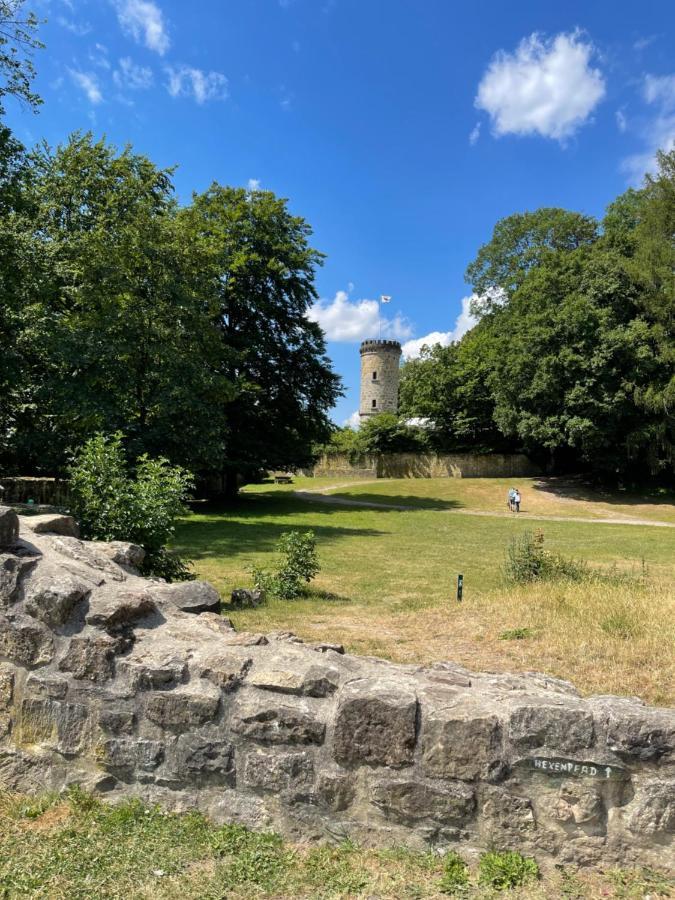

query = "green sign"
[{"left": 518, "top": 756, "right": 628, "bottom": 781}]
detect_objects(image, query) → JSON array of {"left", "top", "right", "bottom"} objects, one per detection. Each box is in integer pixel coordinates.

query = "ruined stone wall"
[
  {"left": 0, "top": 477, "right": 70, "bottom": 507},
  {"left": 0, "top": 506, "right": 673, "bottom": 870},
  {"left": 313, "top": 452, "right": 539, "bottom": 479}
]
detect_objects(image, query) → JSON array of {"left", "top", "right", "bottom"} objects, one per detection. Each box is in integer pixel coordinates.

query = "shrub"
[
  {"left": 439, "top": 850, "right": 470, "bottom": 894},
  {"left": 250, "top": 530, "right": 320, "bottom": 600},
  {"left": 477, "top": 851, "right": 539, "bottom": 891},
  {"left": 504, "top": 530, "right": 588, "bottom": 584},
  {"left": 69, "top": 433, "right": 194, "bottom": 581}
]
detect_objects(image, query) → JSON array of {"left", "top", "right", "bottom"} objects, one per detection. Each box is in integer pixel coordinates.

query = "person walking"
[
  {"left": 513, "top": 488, "right": 521, "bottom": 513},
  {"left": 507, "top": 487, "right": 516, "bottom": 511}
]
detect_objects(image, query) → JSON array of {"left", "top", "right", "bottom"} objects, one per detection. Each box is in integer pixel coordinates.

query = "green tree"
[
  {"left": 182, "top": 185, "right": 342, "bottom": 495},
  {"left": 18, "top": 133, "right": 232, "bottom": 474},
  {"left": 465, "top": 207, "right": 598, "bottom": 310},
  {"left": 0, "top": 0, "right": 43, "bottom": 115},
  {"left": 356, "top": 412, "right": 429, "bottom": 454}
]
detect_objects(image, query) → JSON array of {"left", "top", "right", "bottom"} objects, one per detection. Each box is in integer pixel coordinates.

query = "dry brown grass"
[{"left": 233, "top": 578, "right": 675, "bottom": 705}]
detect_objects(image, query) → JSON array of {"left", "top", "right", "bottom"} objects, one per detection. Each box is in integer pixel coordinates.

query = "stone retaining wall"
[
  {"left": 0, "top": 477, "right": 70, "bottom": 507},
  {"left": 0, "top": 506, "right": 672, "bottom": 870},
  {"left": 313, "top": 452, "right": 540, "bottom": 479}
]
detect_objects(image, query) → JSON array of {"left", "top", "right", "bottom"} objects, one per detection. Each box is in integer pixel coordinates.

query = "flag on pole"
[{"left": 380, "top": 295, "right": 392, "bottom": 303}]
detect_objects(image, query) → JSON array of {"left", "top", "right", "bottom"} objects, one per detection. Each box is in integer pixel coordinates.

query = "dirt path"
[{"left": 293, "top": 489, "right": 675, "bottom": 528}]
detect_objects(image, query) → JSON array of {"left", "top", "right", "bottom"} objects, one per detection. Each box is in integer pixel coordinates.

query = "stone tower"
[{"left": 359, "top": 339, "right": 402, "bottom": 422}]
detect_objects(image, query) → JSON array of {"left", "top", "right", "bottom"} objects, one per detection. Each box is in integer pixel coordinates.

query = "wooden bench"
[{"left": 273, "top": 472, "right": 294, "bottom": 484}]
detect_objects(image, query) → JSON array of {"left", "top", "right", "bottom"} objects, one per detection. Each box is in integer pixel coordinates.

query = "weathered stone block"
[
  {"left": 119, "top": 653, "right": 187, "bottom": 691},
  {"left": 144, "top": 689, "right": 219, "bottom": 729},
  {"left": 98, "top": 703, "right": 135, "bottom": 735},
  {"left": 603, "top": 706, "right": 675, "bottom": 763},
  {"left": 421, "top": 704, "right": 503, "bottom": 781},
  {"left": 0, "top": 615, "right": 54, "bottom": 667},
  {"left": 0, "top": 666, "right": 14, "bottom": 707},
  {"left": 58, "top": 635, "right": 121, "bottom": 683},
  {"left": 333, "top": 679, "right": 418, "bottom": 767},
  {"left": 197, "top": 651, "right": 251, "bottom": 691},
  {"left": 20, "top": 697, "right": 90, "bottom": 753},
  {"left": 508, "top": 703, "right": 595, "bottom": 752},
  {"left": 154, "top": 581, "right": 221, "bottom": 615},
  {"left": 372, "top": 779, "right": 475, "bottom": 825},
  {"left": 480, "top": 787, "right": 537, "bottom": 845},
  {"left": 244, "top": 749, "right": 314, "bottom": 792},
  {"left": 248, "top": 664, "right": 339, "bottom": 698},
  {"left": 22, "top": 514, "right": 79, "bottom": 538},
  {"left": 24, "top": 569, "right": 91, "bottom": 628},
  {"left": 628, "top": 783, "right": 675, "bottom": 836},
  {"left": 549, "top": 781, "right": 606, "bottom": 831},
  {"left": 0, "top": 553, "right": 38, "bottom": 606},
  {"left": 0, "top": 507, "right": 19, "bottom": 550},
  {"left": 86, "top": 585, "right": 156, "bottom": 631},
  {"left": 91, "top": 541, "right": 145, "bottom": 571},
  {"left": 98, "top": 738, "right": 164, "bottom": 771},
  {"left": 231, "top": 699, "right": 325, "bottom": 746},
  {"left": 25, "top": 673, "right": 69, "bottom": 700},
  {"left": 174, "top": 735, "right": 235, "bottom": 780},
  {"left": 315, "top": 770, "right": 356, "bottom": 812}
]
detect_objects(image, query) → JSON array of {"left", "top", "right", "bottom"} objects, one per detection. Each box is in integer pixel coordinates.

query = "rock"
[
  {"left": 221, "top": 632, "right": 269, "bottom": 647},
  {"left": 244, "top": 749, "right": 314, "bottom": 792},
  {"left": 311, "top": 641, "right": 345, "bottom": 654},
  {"left": 98, "top": 738, "right": 164, "bottom": 771},
  {"left": 0, "top": 506, "right": 19, "bottom": 550},
  {"left": 0, "top": 614, "right": 54, "bottom": 667},
  {"left": 549, "top": 781, "right": 606, "bottom": 831},
  {"left": 248, "top": 664, "right": 339, "bottom": 698},
  {"left": 85, "top": 585, "right": 156, "bottom": 631},
  {"left": 19, "top": 698, "right": 91, "bottom": 754},
  {"left": 58, "top": 635, "right": 122, "bottom": 683},
  {"left": 421, "top": 701, "right": 503, "bottom": 781},
  {"left": 333, "top": 679, "right": 418, "bottom": 767},
  {"left": 231, "top": 699, "right": 326, "bottom": 746},
  {"left": 155, "top": 581, "right": 221, "bottom": 615},
  {"left": 172, "top": 735, "right": 235, "bottom": 781},
  {"left": 98, "top": 703, "right": 135, "bottom": 735},
  {"left": 0, "top": 552, "right": 39, "bottom": 606},
  {"left": 628, "top": 783, "right": 675, "bottom": 836},
  {"left": 371, "top": 779, "right": 475, "bottom": 825},
  {"left": 508, "top": 701, "right": 595, "bottom": 752},
  {"left": 92, "top": 541, "right": 145, "bottom": 571},
  {"left": 230, "top": 588, "right": 265, "bottom": 609},
  {"left": 197, "top": 651, "right": 251, "bottom": 691},
  {"left": 48, "top": 536, "right": 127, "bottom": 580},
  {"left": 25, "top": 673, "right": 69, "bottom": 700},
  {"left": 22, "top": 514, "right": 80, "bottom": 538},
  {"left": 598, "top": 701, "right": 675, "bottom": 763},
  {"left": 0, "top": 666, "right": 14, "bottom": 707},
  {"left": 315, "top": 770, "right": 356, "bottom": 812},
  {"left": 144, "top": 688, "right": 220, "bottom": 729},
  {"left": 23, "top": 568, "right": 92, "bottom": 628},
  {"left": 480, "top": 788, "right": 537, "bottom": 846},
  {"left": 118, "top": 651, "right": 187, "bottom": 691}
]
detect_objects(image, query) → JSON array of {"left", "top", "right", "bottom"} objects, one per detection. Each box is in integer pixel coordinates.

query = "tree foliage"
[
  {"left": 69, "top": 433, "right": 194, "bottom": 581},
  {"left": 401, "top": 151, "right": 675, "bottom": 483},
  {"left": 0, "top": 0, "right": 42, "bottom": 115}
]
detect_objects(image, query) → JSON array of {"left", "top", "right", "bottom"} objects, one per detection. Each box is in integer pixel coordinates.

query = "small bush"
[
  {"left": 69, "top": 433, "right": 194, "bottom": 581},
  {"left": 504, "top": 530, "right": 588, "bottom": 584},
  {"left": 439, "top": 850, "right": 470, "bottom": 894},
  {"left": 250, "top": 530, "right": 320, "bottom": 600},
  {"left": 478, "top": 850, "right": 539, "bottom": 891}
]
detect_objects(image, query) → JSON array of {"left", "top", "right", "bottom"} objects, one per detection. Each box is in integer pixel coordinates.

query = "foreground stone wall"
[
  {"left": 313, "top": 452, "right": 540, "bottom": 480},
  {"left": 0, "top": 506, "right": 672, "bottom": 870}
]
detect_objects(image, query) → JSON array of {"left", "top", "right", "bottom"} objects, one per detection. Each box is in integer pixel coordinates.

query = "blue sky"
[{"left": 6, "top": 0, "right": 675, "bottom": 425}]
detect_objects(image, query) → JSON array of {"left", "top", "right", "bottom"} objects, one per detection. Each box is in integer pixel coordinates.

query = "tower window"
[
  {"left": 372, "top": 371, "right": 377, "bottom": 380},
  {"left": 372, "top": 399, "right": 377, "bottom": 408}
]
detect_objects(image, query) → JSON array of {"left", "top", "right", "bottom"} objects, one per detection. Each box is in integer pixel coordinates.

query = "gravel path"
[{"left": 293, "top": 489, "right": 675, "bottom": 528}]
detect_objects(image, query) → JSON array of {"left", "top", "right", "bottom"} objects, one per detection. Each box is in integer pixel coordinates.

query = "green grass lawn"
[
  {"left": 1, "top": 790, "right": 672, "bottom": 899},
  {"left": 174, "top": 477, "right": 675, "bottom": 705}
]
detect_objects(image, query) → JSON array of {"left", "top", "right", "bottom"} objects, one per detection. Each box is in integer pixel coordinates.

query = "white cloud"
[
  {"left": 57, "top": 16, "right": 92, "bottom": 36},
  {"left": 344, "top": 410, "right": 361, "bottom": 429},
  {"left": 68, "top": 68, "right": 103, "bottom": 104},
  {"left": 247, "top": 178, "right": 261, "bottom": 191},
  {"left": 308, "top": 290, "right": 413, "bottom": 342},
  {"left": 475, "top": 31, "right": 605, "bottom": 141},
  {"left": 114, "top": 0, "right": 170, "bottom": 56},
  {"left": 622, "top": 72, "right": 675, "bottom": 182},
  {"left": 469, "top": 122, "right": 481, "bottom": 145},
  {"left": 616, "top": 109, "right": 627, "bottom": 132},
  {"left": 114, "top": 56, "right": 153, "bottom": 90},
  {"left": 401, "top": 296, "right": 477, "bottom": 360},
  {"left": 166, "top": 66, "right": 228, "bottom": 104}
]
